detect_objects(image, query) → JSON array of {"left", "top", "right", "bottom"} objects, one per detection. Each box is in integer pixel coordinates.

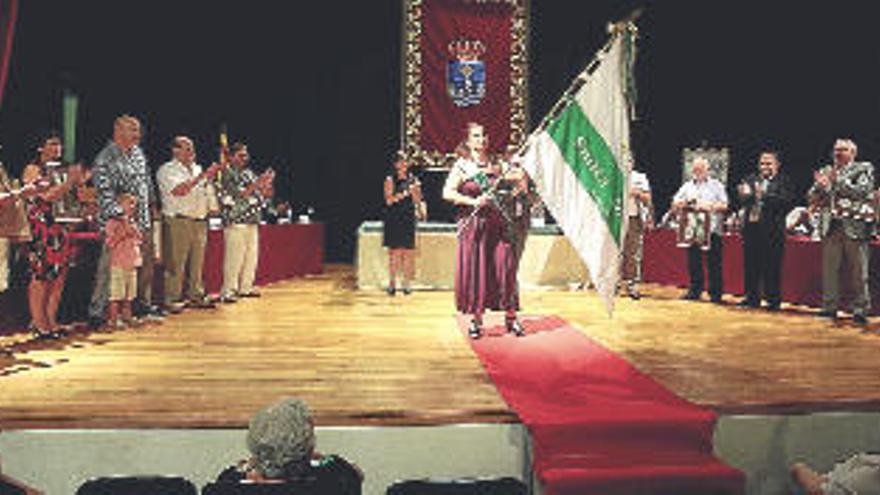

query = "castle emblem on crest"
[{"left": 447, "top": 39, "right": 486, "bottom": 107}]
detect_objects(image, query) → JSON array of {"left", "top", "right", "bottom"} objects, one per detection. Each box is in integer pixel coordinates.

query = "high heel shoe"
[
  {"left": 30, "top": 324, "right": 57, "bottom": 340},
  {"left": 468, "top": 320, "right": 482, "bottom": 339},
  {"left": 506, "top": 318, "right": 526, "bottom": 337}
]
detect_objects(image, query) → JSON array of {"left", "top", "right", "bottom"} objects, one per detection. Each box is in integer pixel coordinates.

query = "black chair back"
[
  {"left": 386, "top": 478, "right": 526, "bottom": 495},
  {"left": 0, "top": 478, "right": 26, "bottom": 495},
  {"left": 76, "top": 476, "right": 197, "bottom": 495},
  {"left": 202, "top": 481, "right": 330, "bottom": 495}
]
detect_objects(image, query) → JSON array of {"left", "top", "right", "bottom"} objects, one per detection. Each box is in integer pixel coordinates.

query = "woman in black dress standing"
[{"left": 383, "top": 152, "right": 422, "bottom": 295}]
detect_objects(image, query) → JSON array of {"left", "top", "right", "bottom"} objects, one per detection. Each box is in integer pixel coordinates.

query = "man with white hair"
[
  {"left": 672, "top": 157, "right": 729, "bottom": 303},
  {"left": 808, "top": 138, "right": 875, "bottom": 325}
]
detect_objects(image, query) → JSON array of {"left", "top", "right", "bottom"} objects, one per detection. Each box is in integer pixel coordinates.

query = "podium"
[{"left": 356, "top": 221, "right": 589, "bottom": 290}]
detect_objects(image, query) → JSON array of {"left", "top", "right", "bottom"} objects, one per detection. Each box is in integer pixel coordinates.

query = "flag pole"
[{"left": 516, "top": 10, "right": 642, "bottom": 156}]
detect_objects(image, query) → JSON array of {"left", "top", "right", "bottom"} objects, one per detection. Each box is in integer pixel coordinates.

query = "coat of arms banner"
[{"left": 402, "top": 0, "right": 529, "bottom": 168}]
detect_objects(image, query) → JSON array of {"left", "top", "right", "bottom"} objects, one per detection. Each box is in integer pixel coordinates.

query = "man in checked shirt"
[
  {"left": 216, "top": 142, "right": 274, "bottom": 303},
  {"left": 88, "top": 115, "right": 165, "bottom": 328}
]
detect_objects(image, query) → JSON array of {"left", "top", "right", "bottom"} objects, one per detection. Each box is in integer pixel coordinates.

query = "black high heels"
[
  {"left": 468, "top": 320, "right": 483, "bottom": 339},
  {"left": 506, "top": 318, "right": 526, "bottom": 337},
  {"left": 30, "top": 324, "right": 59, "bottom": 340}
]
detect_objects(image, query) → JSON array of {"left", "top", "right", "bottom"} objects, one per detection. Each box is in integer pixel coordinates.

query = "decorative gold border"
[{"left": 402, "top": 0, "right": 529, "bottom": 169}]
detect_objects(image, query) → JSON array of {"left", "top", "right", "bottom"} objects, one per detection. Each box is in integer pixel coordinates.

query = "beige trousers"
[
  {"left": 621, "top": 215, "right": 644, "bottom": 282},
  {"left": 222, "top": 224, "right": 259, "bottom": 297},
  {"left": 162, "top": 216, "right": 208, "bottom": 303},
  {"left": 822, "top": 225, "right": 871, "bottom": 315}
]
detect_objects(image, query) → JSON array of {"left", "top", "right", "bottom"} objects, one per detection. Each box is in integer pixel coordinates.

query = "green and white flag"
[{"left": 521, "top": 27, "right": 635, "bottom": 315}]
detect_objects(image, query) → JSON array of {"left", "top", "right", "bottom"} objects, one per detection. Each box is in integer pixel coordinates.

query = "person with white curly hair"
[{"left": 216, "top": 397, "right": 362, "bottom": 493}]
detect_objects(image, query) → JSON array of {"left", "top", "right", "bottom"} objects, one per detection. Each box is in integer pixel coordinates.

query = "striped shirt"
[{"left": 92, "top": 142, "right": 155, "bottom": 231}]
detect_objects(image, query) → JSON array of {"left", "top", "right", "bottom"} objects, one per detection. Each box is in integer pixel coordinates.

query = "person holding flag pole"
[{"left": 443, "top": 122, "right": 526, "bottom": 340}]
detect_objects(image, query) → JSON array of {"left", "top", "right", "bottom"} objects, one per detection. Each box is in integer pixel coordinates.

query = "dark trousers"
[
  {"left": 742, "top": 222, "right": 784, "bottom": 306},
  {"left": 687, "top": 233, "right": 723, "bottom": 299}
]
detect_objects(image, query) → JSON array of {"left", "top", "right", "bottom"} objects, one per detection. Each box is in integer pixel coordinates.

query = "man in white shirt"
[
  {"left": 157, "top": 136, "right": 221, "bottom": 313},
  {"left": 792, "top": 454, "right": 880, "bottom": 495},
  {"left": 672, "top": 157, "right": 729, "bottom": 303},
  {"left": 621, "top": 168, "right": 652, "bottom": 299}
]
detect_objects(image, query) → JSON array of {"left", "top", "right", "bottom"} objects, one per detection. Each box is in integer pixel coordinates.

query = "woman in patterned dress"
[
  {"left": 442, "top": 122, "right": 525, "bottom": 339},
  {"left": 22, "top": 133, "right": 84, "bottom": 338}
]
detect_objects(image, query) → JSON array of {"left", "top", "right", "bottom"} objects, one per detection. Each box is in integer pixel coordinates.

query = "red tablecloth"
[
  {"left": 642, "top": 229, "right": 880, "bottom": 314},
  {"left": 202, "top": 223, "right": 324, "bottom": 294}
]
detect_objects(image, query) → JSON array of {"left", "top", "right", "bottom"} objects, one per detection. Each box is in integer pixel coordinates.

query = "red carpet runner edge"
[{"left": 459, "top": 314, "right": 745, "bottom": 495}]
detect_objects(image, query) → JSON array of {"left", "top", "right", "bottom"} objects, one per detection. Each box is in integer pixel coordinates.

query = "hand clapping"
[{"left": 814, "top": 169, "right": 831, "bottom": 188}]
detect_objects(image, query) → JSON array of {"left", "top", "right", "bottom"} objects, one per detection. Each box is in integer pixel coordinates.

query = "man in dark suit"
[{"left": 736, "top": 150, "right": 794, "bottom": 310}]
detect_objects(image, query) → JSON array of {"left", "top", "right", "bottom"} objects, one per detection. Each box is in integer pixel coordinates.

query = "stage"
[
  {"left": 2, "top": 264, "right": 879, "bottom": 429},
  {"left": 2, "top": 265, "right": 880, "bottom": 494}
]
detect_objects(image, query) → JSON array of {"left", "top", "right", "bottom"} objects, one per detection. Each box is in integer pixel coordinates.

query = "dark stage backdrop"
[{"left": 1, "top": 1, "right": 879, "bottom": 262}]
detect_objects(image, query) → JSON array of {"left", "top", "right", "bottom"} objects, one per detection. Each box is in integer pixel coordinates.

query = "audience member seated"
[
  {"left": 386, "top": 477, "right": 526, "bottom": 495},
  {"left": 215, "top": 397, "right": 362, "bottom": 495},
  {"left": 263, "top": 201, "right": 293, "bottom": 225},
  {"left": 76, "top": 475, "right": 196, "bottom": 495},
  {"left": 791, "top": 454, "right": 880, "bottom": 494}
]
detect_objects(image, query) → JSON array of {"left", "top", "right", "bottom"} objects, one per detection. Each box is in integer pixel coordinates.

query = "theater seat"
[
  {"left": 203, "top": 481, "right": 347, "bottom": 495},
  {"left": 385, "top": 477, "right": 527, "bottom": 495},
  {"left": 76, "top": 476, "right": 197, "bottom": 495},
  {"left": 0, "top": 478, "right": 26, "bottom": 495}
]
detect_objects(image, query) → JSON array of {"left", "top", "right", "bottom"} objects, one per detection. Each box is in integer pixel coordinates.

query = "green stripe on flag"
[{"left": 546, "top": 99, "right": 625, "bottom": 243}]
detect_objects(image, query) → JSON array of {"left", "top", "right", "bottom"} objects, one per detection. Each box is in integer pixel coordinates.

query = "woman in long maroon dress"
[{"left": 442, "top": 122, "right": 525, "bottom": 339}]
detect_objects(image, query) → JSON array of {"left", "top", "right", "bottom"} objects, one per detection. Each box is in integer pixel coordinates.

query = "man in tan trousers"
[{"left": 157, "top": 136, "right": 221, "bottom": 313}]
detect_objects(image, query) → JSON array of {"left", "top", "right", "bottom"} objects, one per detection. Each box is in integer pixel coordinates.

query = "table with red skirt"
[
  {"left": 201, "top": 223, "right": 324, "bottom": 294},
  {"left": 642, "top": 228, "right": 880, "bottom": 314}
]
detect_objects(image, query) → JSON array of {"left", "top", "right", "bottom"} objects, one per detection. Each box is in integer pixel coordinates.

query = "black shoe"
[
  {"left": 165, "top": 302, "right": 186, "bottom": 314},
  {"left": 30, "top": 325, "right": 57, "bottom": 340},
  {"left": 386, "top": 286, "right": 396, "bottom": 296},
  {"left": 853, "top": 313, "right": 869, "bottom": 325},
  {"left": 681, "top": 291, "right": 700, "bottom": 301},
  {"left": 468, "top": 320, "right": 482, "bottom": 339},
  {"left": 710, "top": 294, "right": 723, "bottom": 304},
  {"left": 626, "top": 284, "right": 641, "bottom": 300},
  {"left": 87, "top": 316, "right": 105, "bottom": 331},
  {"left": 402, "top": 287, "right": 412, "bottom": 296},
  {"left": 737, "top": 299, "right": 759, "bottom": 308},
  {"left": 817, "top": 309, "right": 837, "bottom": 319},
  {"left": 506, "top": 319, "right": 526, "bottom": 337},
  {"left": 185, "top": 298, "right": 217, "bottom": 310},
  {"left": 765, "top": 303, "right": 781, "bottom": 312}
]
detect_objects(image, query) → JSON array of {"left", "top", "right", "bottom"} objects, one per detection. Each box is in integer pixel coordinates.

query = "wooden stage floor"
[{"left": 1, "top": 265, "right": 880, "bottom": 430}]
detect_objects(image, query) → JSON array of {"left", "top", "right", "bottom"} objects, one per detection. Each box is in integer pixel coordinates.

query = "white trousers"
[{"left": 222, "top": 224, "right": 259, "bottom": 297}]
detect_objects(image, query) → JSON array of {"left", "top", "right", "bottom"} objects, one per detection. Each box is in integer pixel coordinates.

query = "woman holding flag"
[{"left": 443, "top": 122, "right": 526, "bottom": 339}]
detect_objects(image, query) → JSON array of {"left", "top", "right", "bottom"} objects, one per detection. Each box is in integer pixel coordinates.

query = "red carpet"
[{"left": 460, "top": 315, "right": 744, "bottom": 495}]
